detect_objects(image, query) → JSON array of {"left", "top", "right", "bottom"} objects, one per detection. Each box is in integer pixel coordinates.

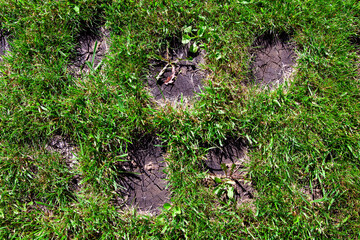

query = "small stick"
[
  {"left": 164, "top": 64, "right": 176, "bottom": 85},
  {"left": 156, "top": 63, "right": 169, "bottom": 81}
]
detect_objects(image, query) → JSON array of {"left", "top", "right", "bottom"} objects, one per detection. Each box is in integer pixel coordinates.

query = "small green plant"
[
  {"left": 213, "top": 177, "right": 236, "bottom": 201},
  {"left": 85, "top": 40, "right": 103, "bottom": 73}
]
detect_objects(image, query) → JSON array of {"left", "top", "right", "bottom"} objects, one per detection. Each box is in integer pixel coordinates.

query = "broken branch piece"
[
  {"left": 164, "top": 64, "right": 176, "bottom": 85},
  {"left": 156, "top": 63, "right": 170, "bottom": 81}
]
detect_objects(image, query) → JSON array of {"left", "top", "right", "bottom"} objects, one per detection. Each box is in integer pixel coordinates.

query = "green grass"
[{"left": 1, "top": 0, "right": 360, "bottom": 238}]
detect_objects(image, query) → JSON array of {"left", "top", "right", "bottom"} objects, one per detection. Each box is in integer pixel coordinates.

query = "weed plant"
[{"left": 0, "top": 0, "right": 359, "bottom": 239}]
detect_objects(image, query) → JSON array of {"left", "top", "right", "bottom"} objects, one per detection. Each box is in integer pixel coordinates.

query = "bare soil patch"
[
  {"left": 300, "top": 178, "right": 324, "bottom": 203},
  {"left": 349, "top": 35, "right": 360, "bottom": 83},
  {"left": 46, "top": 135, "right": 81, "bottom": 191},
  {"left": 147, "top": 38, "right": 207, "bottom": 103},
  {"left": 250, "top": 32, "right": 296, "bottom": 89},
  {"left": 203, "top": 138, "right": 255, "bottom": 203},
  {"left": 0, "top": 30, "right": 10, "bottom": 61},
  {"left": 116, "top": 135, "right": 169, "bottom": 214},
  {"left": 69, "top": 27, "right": 110, "bottom": 77},
  {"left": 349, "top": 34, "right": 360, "bottom": 46}
]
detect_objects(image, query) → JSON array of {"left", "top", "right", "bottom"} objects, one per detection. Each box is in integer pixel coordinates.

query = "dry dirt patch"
[
  {"left": 250, "top": 32, "right": 296, "bottom": 89},
  {"left": 349, "top": 34, "right": 360, "bottom": 85},
  {"left": 69, "top": 27, "right": 110, "bottom": 76},
  {"left": 46, "top": 135, "right": 81, "bottom": 191},
  {"left": 300, "top": 178, "right": 324, "bottom": 204},
  {"left": 0, "top": 30, "right": 10, "bottom": 61},
  {"left": 203, "top": 138, "right": 255, "bottom": 203},
  {"left": 116, "top": 135, "right": 170, "bottom": 214},
  {"left": 147, "top": 38, "right": 207, "bottom": 103}
]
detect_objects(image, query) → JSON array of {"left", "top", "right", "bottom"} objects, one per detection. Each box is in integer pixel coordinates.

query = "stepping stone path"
[
  {"left": 117, "top": 136, "right": 169, "bottom": 214},
  {"left": 66, "top": 27, "right": 172, "bottom": 213},
  {"left": 203, "top": 138, "right": 255, "bottom": 203},
  {"left": 251, "top": 32, "right": 296, "bottom": 89},
  {"left": 148, "top": 40, "right": 207, "bottom": 103}
]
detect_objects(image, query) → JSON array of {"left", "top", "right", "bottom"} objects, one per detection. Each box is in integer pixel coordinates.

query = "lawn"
[{"left": 0, "top": 0, "right": 359, "bottom": 239}]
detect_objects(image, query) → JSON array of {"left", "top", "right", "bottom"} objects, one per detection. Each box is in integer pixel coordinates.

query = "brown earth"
[
  {"left": 203, "top": 137, "right": 255, "bottom": 203},
  {"left": 116, "top": 135, "right": 170, "bottom": 214},
  {"left": 147, "top": 39, "right": 207, "bottom": 103},
  {"left": 300, "top": 178, "right": 324, "bottom": 203},
  {"left": 69, "top": 27, "right": 110, "bottom": 76},
  {"left": 250, "top": 32, "right": 296, "bottom": 89},
  {"left": 46, "top": 135, "right": 81, "bottom": 192},
  {"left": 0, "top": 30, "right": 10, "bottom": 61}
]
